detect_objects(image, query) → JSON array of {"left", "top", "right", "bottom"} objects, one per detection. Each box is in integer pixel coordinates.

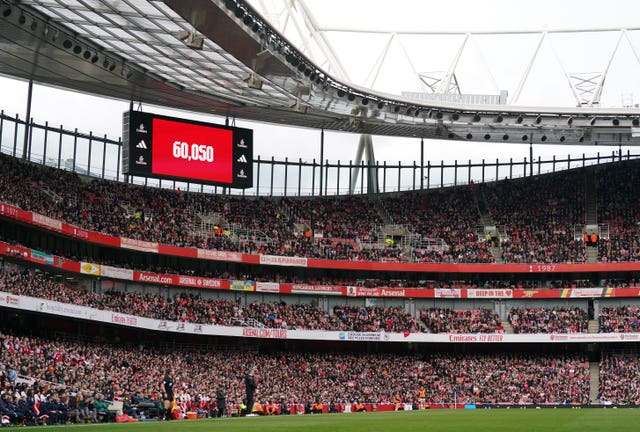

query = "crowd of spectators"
[
  {"left": 508, "top": 307, "right": 589, "bottom": 334},
  {"left": 0, "top": 154, "right": 489, "bottom": 264},
  {"left": 0, "top": 266, "right": 612, "bottom": 336},
  {"left": 484, "top": 172, "right": 586, "bottom": 264},
  {"left": 6, "top": 154, "right": 640, "bottom": 266},
  {"left": 597, "top": 161, "right": 640, "bottom": 262},
  {"left": 332, "top": 305, "right": 419, "bottom": 333},
  {"left": 0, "top": 231, "right": 599, "bottom": 290},
  {"left": 382, "top": 188, "right": 493, "bottom": 264},
  {"left": 420, "top": 308, "right": 503, "bottom": 333},
  {"left": 0, "top": 268, "right": 419, "bottom": 334},
  {"left": 599, "top": 353, "right": 640, "bottom": 405},
  {"left": 0, "top": 326, "right": 594, "bottom": 427},
  {"left": 598, "top": 306, "right": 640, "bottom": 333},
  {"left": 419, "top": 353, "right": 590, "bottom": 405},
  {"left": 282, "top": 197, "right": 383, "bottom": 241}
]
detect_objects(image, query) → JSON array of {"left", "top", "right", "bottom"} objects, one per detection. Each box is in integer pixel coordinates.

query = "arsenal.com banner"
[{"left": 4, "top": 241, "right": 640, "bottom": 299}]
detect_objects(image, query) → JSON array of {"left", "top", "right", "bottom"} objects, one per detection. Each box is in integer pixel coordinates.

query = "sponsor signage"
[
  {"left": 230, "top": 280, "right": 255, "bottom": 291},
  {"left": 120, "top": 238, "right": 159, "bottom": 253},
  {"left": 561, "top": 288, "right": 605, "bottom": 298},
  {"left": 31, "top": 213, "right": 62, "bottom": 231},
  {"left": 0, "top": 203, "right": 23, "bottom": 219},
  {"left": 259, "top": 255, "right": 308, "bottom": 267},
  {"left": 100, "top": 265, "right": 134, "bottom": 280},
  {"left": 256, "top": 282, "right": 280, "bottom": 293},
  {"left": 134, "top": 272, "right": 174, "bottom": 285},
  {"left": 448, "top": 334, "right": 505, "bottom": 342},
  {"left": 467, "top": 289, "right": 513, "bottom": 299},
  {"left": 435, "top": 288, "right": 463, "bottom": 298},
  {"left": 241, "top": 328, "right": 288, "bottom": 338},
  {"left": 343, "top": 332, "right": 383, "bottom": 341},
  {"left": 288, "top": 284, "right": 343, "bottom": 295},
  {"left": 30, "top": 250, "right": 54, "bottom": 265},
  {"left": 177, "top": 276, "right": 224, "bottom": 289},
  {"left": 346, "top": 287, "right": 408, "bottom": 297},
  {"left": 196, "top": 248, "right": 243, "bottom": 262},
  {"left": 80, "top": 262, "right": 100, "bottom": 276},
  {"left": 6, "top": 290, "right": 640, "bottom": 343},
  {"left": 111, "top": 313, "right": 138, "bottom": 326}
]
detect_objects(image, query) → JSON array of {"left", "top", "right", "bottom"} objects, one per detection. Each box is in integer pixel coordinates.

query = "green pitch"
[{"left": 22, "top": 408, "right": 638, "bottom": 432}]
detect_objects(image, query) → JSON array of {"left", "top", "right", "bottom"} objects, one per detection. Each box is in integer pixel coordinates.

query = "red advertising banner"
[
  {"left": 346, "top": 287, "right": 410, "bottom": 298},
  {"left": 467, "top": 289, "right": 514, "bottom": 299},
  {"left": 512, "top": 289, "right": 562, "bottom": 299},
  {"left": 81, "top": 229, "right": 119, "bottom": 248},
  {"left": 196, "top": 248, "right": 243, "bottom": 262},
  {"left": 7, "top": 240, "right": 640, "bottom": 300},
  {"left": 0, "top": 202, "right": 30, "bottom": 222},
  {"left": 605, "top": 287, "right": 640, "bottom": 297},
  {"left": 282, "top": 284, "right": 343, "bottom": 295}
]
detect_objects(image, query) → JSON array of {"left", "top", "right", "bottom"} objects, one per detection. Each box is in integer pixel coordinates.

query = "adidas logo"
[
  {"left": 136, "top": 140, "right": 147, "bottom": 149},
  {"left": 237, "top": 154, "right": 247, "bottom": 163}
]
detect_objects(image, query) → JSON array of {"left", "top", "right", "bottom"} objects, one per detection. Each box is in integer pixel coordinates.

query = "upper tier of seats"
[{"left": 2, "top": 153, "right": 639, "bottom": 264}]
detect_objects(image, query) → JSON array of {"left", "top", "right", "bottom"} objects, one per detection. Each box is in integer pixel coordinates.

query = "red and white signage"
[
  {"left": 256, "top": 282, "right": 280, "bottom": 293},
  {"left": 197, "top": 248, "right": 243, "bottom": 262},
  {"left": 435, "top": 288, "right": 463, "bottom": 298},
  {"left": 260, "top": 255, "right": 308, "bottom": 267},
  {"left": 467, "top": 289, "right": 513, "bottom": 299},
  {"left": 120, "top": 238, "right": 159, "bottom": 253},
  {"left": 101, "top": 265, "right": 134, "bottom": 280},
  {"left": 32, "top": 213, "right": 62, "bottom": 231}
]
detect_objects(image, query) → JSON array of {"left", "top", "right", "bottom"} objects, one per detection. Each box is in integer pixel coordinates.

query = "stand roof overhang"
[{"left": 1, "top": 0, "right": 639, "bottom": 145}]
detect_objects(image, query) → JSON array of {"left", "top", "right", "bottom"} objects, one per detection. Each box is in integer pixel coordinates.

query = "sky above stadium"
[
  {"left": 1, "top": 0, "right": 639, "bottom": 191},
  {"left": 251, "top": 0, "right": 640, "bottom": 107}
]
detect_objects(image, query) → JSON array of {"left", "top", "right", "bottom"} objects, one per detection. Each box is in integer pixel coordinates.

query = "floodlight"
[
  {"left": 177, "top": 29, "right": 203, "bottom": 50},
  {"left": 242, "top": 73, "right": 263, "bottom": 90}
]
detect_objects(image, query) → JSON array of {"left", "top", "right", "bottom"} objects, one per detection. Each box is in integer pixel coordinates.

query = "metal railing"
[{"left": 2, "top": 110, "right": 640, "bottom": 197}]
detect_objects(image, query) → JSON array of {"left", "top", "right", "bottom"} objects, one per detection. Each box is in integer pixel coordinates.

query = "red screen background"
[{"left": 152, "top": 118, "right": 233, "bottom": 184}]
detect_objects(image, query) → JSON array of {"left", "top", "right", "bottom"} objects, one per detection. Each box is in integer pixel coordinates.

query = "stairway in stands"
[
  {"left": 585, "top": 168, "right": 599, "bottom": 263},
  {"left": 589, "top": 362, "right": 600, "bottom": 404},
  {"left": 588, "top": 319, "right": 600, "bottom": 333},
  {"left": 501, "top": 321, "right": 514, "bottom": 333},
  {"left": 471, "top": 184, "right": 504, "bottom": 264},
  {"left": 370, "top": 195, "right": 393, "bottom": 225}
]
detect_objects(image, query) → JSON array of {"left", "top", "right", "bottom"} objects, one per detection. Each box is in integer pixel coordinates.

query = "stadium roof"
[{"left": 1, "top": 0, "right": 640, "bottom": 145}]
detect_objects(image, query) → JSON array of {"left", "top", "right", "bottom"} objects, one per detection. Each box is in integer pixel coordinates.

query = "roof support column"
[
  {"left": 22, "top": 79, "right": 33, "bottom": 160},
  {"left": 319, "top": 128, "right": 324, "bottom": 196},
  {"left": 349, "top": 134, "right": 379, "bottom": 194}
]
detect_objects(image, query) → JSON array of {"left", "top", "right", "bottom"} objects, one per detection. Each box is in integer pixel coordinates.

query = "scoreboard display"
[{"left": 122, "top": 111, "right": 253, "bottom": 188}]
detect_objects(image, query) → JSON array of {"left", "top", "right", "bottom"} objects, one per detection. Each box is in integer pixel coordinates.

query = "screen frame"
[{"left": 122, "top": 110, "right": 253, "bottom": 189}]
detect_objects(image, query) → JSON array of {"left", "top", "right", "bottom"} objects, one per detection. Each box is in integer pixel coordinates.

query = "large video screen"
[{"left": 122, "top": 111, "right": 253, "bottom": 188}]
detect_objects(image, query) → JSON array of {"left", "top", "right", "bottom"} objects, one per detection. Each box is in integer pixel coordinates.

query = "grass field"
[{"left": 19, "top": 408, "right": 640, "bottom": 432}]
